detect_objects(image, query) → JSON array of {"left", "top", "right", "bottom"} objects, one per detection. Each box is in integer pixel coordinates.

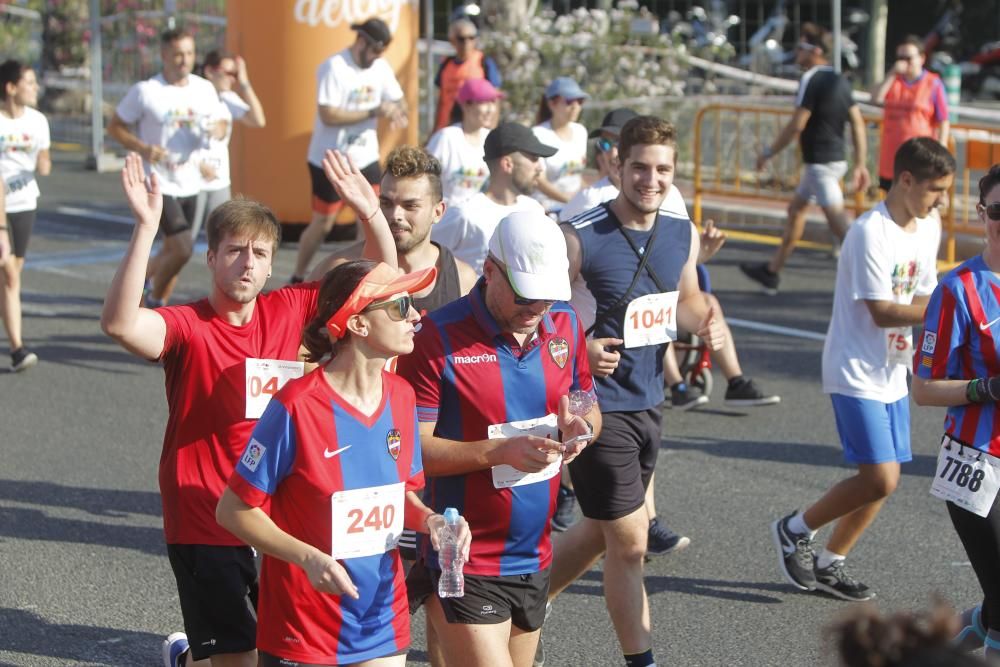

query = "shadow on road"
[
  {"left": 0, "top": 506, "right": 164, "bottom": 556},
  {"left": 562, "top": 569, "right": 786, "bottom": 604},
  {"left": 0, "top": 480, "right": 160, "bottom": 517},
  {"left": 0, "top": 607, "right": 163, "bottom": 666}
]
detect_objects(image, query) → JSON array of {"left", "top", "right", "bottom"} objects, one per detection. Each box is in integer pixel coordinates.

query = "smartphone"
[{"left": 563, "top": 433, "right": 595, "bottom": 447}]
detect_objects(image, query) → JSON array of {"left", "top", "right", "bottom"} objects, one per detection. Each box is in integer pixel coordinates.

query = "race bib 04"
[
  {"left": 930, "top": 436, "right": 1000, "bottom": 518},
  {"left": 623, "top": 292, "right": 679, "bottom": 349},
  {"left": 245, "top": 358, "right": 305, "bottom": 419},
  {"left": 489, "top": 414, "right": 560, "bottom": 489},
  {"left": 330, "top": 482, "right": 405, "bottom": 559}
]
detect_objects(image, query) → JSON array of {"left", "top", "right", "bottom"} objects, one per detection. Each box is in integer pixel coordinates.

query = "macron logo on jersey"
[
  {"left": 452, "top": 353, "right": 498, "bottom": 365},
  {"left": 241, "top": 439, "right": 266, "bottom": 472}
]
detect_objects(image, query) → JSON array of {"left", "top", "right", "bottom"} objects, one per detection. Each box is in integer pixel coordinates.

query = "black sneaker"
[
  {"left": 739, "top": 262, "right": 780, "bottom": 295},
  {"left": 770, "top": 513, "right": 817, "bottom": 591},
  {"left": 669, "top": 383, "right": 709, "bottom": 411},
  {"left": 11, "top": 347, "right": 38, "bottom": 372},
  {"left": 724, "top": 377, "right": 781, "bottom": 407},
  {"left": 814, "top": 560, "right": 875, "bottom": 601},
  {"left": 550, "top": 485, "right": 577, "bottom": 532},
  {"left": 646, "top": 518, "right": 691, "bottom": 556}
]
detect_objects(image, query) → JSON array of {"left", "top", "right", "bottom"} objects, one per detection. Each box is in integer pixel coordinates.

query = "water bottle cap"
[{"left": 443, "top": 507, "right": 459, "bottom": 524}]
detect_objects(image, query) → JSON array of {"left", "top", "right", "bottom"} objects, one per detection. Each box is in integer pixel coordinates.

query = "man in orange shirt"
[
  {"left": 871, "top": 35, "right": 950, "bottom": 193},
  {"left": 434, "top": 18, "right": 501, "bottom": 132}
]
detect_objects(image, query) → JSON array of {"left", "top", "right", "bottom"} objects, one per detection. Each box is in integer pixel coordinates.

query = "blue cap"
[
  {"left": 544, "top": 77, "right": 589, "bottom": 101},
  {"left": 443, "top": 507, "right": 460, "bottom": 524}
]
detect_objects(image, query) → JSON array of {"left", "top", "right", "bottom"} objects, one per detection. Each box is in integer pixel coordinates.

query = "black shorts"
[
  {"left": 308, "top": 161, "right": 381, "bottom": 214},
  {"left": 406, "top": 559, "right": 550, "bottom": 631},
  {"left": 166, "top": 544, "right": 259, "bottom": 661},
  {"left": 160, "top": 195, "right": 198, "bottom": 237},
  {"left": 569, "top": 408, "right": 662, "bottom": 521},
  {"left": 398, "top": 528, "right": 417, "bottom": 562},
  {"left": 259, "top": 647, "right": 407, "bottom": 666},
  {"left": 6, "top": 210, "right": 36, "bottom": 258}
]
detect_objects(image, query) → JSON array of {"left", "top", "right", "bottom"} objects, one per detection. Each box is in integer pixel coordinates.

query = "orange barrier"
[
  {"left": 225, "top": 1, "right": 419, "bottom": 226},
  {"left": 691, "top": 103, "right": 999, "bottom": 264}
]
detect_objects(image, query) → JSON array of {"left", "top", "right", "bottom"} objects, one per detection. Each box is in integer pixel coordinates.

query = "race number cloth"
[
  {"left": 488, "top": 414, "right": 560, "bottom": 489},
  {"left": 0, "top": 106, "right": 50, "bottom": 213},
  {"left": 330, "top": 482, "right": 405, "bottom": 559},
  {"left": 822, "top": 201, "right": 939, "bottom": 403},
  {"left": 886, "top": 327, "right": 913, "bottom": 367},
  {"left": 245, "top": 358, "right": 304, "bottom": 419},
  {"left": 230, "top": 368, "right": 422, "bottom": 665},
  {"left": 156, "top": 283, "right": 318, "bottom": 545},
  {"left": 930, "top": 435, "right": 1000, "bottom": 518},
  {"left": 425, "top": 124, "right": 490, "bottom": 207},
  {"left": 623, "top": 292, "right": 678, "bottom": 349}
]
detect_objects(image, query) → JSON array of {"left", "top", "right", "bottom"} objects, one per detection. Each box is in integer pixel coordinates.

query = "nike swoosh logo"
[
  {"left": 324, "top": 445, "right": 352, "bottom": 459},
  {"left": 981, "top": 317, "right": 1000, "bottom": 331}
]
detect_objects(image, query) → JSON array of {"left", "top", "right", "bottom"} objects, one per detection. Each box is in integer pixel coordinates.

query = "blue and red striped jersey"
[
  {"left": 230, "top": 369, "right": 423, "bottom": 664},
  {"left": 915, "top": 255, "right": 1000, "bottom": 455},
  {"left": 396, "top": 281, "right": 596, "bottom": 576}
]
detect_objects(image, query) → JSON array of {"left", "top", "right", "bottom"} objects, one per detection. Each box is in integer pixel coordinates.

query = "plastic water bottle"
[{"left": 437, "top": 507, "right": 465, "bottom": 598}]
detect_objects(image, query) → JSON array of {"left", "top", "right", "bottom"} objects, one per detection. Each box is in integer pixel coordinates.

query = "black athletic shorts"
[
  {"left": 160, "top": 195, "right": 198, "bottom": 237},
  {"left": 308, "top": 161, "right": 381, "bottom": 214},
  {"left": 569, "top": 407, "right": 662, "bottom": 521},
  {"left": 166, "top": 544, "right": 258, "bottom": 661},
  {"left": 6, "top": 210, "right": 36, "bottom": 258},
  {"left": 406, "top": 559, "right": 550, "bottom": 631}
]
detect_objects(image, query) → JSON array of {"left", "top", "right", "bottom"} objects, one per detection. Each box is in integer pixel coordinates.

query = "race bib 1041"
[{"left": 623, "top": 292, "right": 678, "bottom": 349}]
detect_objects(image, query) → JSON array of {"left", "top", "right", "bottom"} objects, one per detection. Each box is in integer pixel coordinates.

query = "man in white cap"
[
  {"left": 397, "top": 210, "right": 601, "bottom": 667},
  {"left": 291, "top": 17, "right": 408, "bottom": 283}
]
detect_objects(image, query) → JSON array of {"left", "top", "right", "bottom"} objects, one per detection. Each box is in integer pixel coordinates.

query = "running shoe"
[
  {"left": 814, "top": 560, "right": 875, "bottom": 601},
  {"left": 669, "top": 384, "right": 709, "bottom": 411},
  {"left": 550, "top": 485, "right": 577, "bottom": 532},
  {"left": 724, "top": 377, "right": 781, "bottom": 407},
  {"left": 646, "top": 518, "right": 691, "bottom": 556},
  {"left": 161, "top": 632, "right": 190, "bottom": 667},
  {"left": 739, "top": 262, "right": 780, "bottom": 295},
  {"left": 11, "top": 347, "right": 38, "bottom": 373},
  {"left": 770, "top": 513, "right": 817, "bottom": 590}
]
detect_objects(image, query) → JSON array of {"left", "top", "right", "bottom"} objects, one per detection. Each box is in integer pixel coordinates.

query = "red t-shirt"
[{"left": 156, "top": 284, "right": 318, "bottom": 544}]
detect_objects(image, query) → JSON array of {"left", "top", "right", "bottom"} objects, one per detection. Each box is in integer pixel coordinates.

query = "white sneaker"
[{"left": 161, "top": 632, "right": 189, "bottom": 667}]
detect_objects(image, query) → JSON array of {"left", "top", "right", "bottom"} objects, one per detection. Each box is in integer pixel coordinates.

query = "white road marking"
[{"left": 726, "top": 317, "right": 827, "bottom": 342}]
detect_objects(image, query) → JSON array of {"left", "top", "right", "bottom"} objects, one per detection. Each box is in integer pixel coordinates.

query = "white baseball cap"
[{"left": 487, "top": 210, "right": 571, "bottom": 301}]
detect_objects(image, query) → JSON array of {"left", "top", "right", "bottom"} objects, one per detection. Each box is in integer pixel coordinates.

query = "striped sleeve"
[{"left": 915, "top": 276, "right": 968, "bottom": 379}]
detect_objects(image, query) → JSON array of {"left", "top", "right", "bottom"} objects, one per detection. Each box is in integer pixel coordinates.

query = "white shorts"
[{"left": 795, "top": 161, "right": 847, "bottom": 209}]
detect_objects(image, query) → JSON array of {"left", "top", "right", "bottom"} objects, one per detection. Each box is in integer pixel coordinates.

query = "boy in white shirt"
[{"left": 771, "top": 137, "right": 955, "bottom": 601}]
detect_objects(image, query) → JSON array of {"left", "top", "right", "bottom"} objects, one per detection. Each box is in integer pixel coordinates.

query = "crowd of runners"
[{"left": 5, "top": 11, "right": 1000, "bottom": 667}]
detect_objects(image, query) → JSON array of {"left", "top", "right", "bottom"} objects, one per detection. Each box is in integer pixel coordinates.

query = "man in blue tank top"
[{"left": 547, "top": 116, "right": 725, "bottom": 667}]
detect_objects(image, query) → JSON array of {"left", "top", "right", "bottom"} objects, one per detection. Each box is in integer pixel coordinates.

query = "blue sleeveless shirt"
[{"left": 564, "top": 202, "right": 692, "bottom": 412}]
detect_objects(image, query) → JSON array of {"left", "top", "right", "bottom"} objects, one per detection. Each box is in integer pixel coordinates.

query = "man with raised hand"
[{"left": 101, "top": 150, "right": 395, "bottom": 667}]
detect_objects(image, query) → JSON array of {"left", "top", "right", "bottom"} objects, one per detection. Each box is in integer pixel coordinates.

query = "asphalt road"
[{"left": 0, "top": 155, "right": 982, "bottom": 666}]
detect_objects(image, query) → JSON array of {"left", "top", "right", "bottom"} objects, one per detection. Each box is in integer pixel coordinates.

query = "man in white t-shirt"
[
  {"left": 770, "top": 137, "right": 954, "bottom": 602},
  {"left": 291, "top": 18, "right": 408, "bottom": 283},
  {"left": 432, "top": 122, "right": 556, "bottom": 273},
  {"left": 109, "top": 29, "right": 223, "bottom": 307}
]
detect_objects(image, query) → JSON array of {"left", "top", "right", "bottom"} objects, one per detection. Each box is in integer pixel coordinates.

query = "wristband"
[
  {"left": 966, "top": 379, "right": 984, "bottom": 403},
  {"left": 581, "top": 417, "right": 594, "bottom": 435},
  {"left": 360, "top": 207, "right": 379, "bottom": 223},
  {"left": 965, "top": 378, "right": 1000, "bottom": 403}
]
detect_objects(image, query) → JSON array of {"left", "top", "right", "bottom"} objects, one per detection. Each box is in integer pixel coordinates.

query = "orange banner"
[{"left": 226, "top": 0, "right": 419, "bottom": 224}]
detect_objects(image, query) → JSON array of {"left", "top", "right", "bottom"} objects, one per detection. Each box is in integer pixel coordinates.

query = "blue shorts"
[{"left": 830, "top": 393, "right": 911, "bottom": 465}]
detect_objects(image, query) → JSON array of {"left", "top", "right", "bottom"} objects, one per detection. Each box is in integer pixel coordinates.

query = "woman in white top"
[
  {"left": 425, "top": 78, "right": 502, "bottom": 207},
  {"left": 0, "top": 60, "right": 50, "bottom": 372},
  {"left": 191, "top": 51, "right": 266, "bottom": 239},
  {"left": 531, "top": 77, "right": 589, "bottom": 214}
]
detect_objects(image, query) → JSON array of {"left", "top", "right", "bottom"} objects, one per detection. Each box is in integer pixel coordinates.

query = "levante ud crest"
[
  {"left": 548, "top": 337, "right": 569, "bottom": 369},
  {"left": 386, "top": 429, "right": 401, "bottom": 460}
]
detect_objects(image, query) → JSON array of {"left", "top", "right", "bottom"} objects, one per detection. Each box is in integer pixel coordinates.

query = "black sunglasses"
[
  {"left": 364, "top": 294, "right": 413, "bottom": 321},
  {"left": 491, "top": 259, "right": 552, "bottom": 306},
  {"left": 596, "top": 137, "right": 616, "bottom": 153},
  {"left": 981, "top": 202, "right": 1000, "bottom": 222}
]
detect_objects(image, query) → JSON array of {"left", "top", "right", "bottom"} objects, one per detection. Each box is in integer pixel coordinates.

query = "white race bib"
[
  {"left": 623, "top": 292, "right": 679, "bottom": 349},
  {"left": 930, "top": 436, "right": 1000, "bottom": 518},
  {"left": 489, "top": 414, "right": 561, "bottom": 489},
  {"left": 886, "top": 327, "right": 913, "bottom": 367},
  {"left": 330, "top": 482, "right": 405, "bottom": 559},
  {"left": 245, "top": 358, "right": 305, "bottom": 419}
]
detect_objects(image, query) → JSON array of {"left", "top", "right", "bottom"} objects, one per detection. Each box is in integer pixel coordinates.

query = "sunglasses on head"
[
  {"left": 596, "top": 137, "right": 616, "bottom": 153},
  {"left": 981, "top": 202, "right": 1000, "bottom": 222},
  {"left": 491, "top": 259, "right": 552, "bottom": 306},
  {"left": 363, "top": 294, "right": 413, "bottom": 321}
]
